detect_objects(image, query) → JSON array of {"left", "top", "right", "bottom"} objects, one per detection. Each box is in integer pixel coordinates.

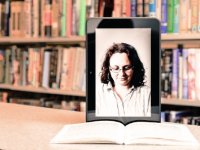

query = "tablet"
[{"left": 86, "top": 18, "right": 160, "bottom": 125}]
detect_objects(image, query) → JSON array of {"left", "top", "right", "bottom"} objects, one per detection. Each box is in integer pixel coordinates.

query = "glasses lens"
[{"left": 110, "top": 65, "right": 133, "bottom": 73}]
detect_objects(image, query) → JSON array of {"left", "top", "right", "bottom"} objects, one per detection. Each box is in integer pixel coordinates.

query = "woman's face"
[{"left": 109, "top": 52, "right": 133, "bottom": 87}]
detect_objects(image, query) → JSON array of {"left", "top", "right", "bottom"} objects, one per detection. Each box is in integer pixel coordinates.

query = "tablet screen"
[{"left": 87, "top": 18, "right": 160, "bottom": 124}]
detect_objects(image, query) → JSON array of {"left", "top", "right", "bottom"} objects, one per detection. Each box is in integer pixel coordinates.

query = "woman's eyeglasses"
[{"left": 109, "top": 65, "right": 133, "bottom": 73}]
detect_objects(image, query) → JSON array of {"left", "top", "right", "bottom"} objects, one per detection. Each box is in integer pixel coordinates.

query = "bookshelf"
[
  {"left": 0, "top": 84, "right": 85, "bottom": 97},
  {"left": 161, "top": 33, "right": 200, "bottom": 48},
  {"left": 0, "top": 36, "right": 85, "bottom": 45},
  {"left": 161, "top": 98, "right": 200, "bottom": 107}
]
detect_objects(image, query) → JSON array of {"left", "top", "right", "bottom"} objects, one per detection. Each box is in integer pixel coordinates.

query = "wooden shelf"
[
  {"left": 0, "top": 84, "right": 86, "bottom": 97},
  {"left": 161, "top": 98, "right": 200, "bottom": 107},
  {"left": 0, "top": 36, "right": 85, "bottom": 45},
  {"left": 161, "top": 33, "right": 200, "bottom": 48},
  {"left": 0, "top": 33, "right": 199, "bottom": 48}
]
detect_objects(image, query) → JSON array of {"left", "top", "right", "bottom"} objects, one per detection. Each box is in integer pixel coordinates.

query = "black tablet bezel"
[{"left": 86, "top": 18, "right": 161, "bottom": 125}]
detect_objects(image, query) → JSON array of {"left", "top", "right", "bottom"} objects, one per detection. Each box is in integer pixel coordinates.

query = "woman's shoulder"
[
  {"left": 136, "top": 85, "right": 151, "bottom": 93},
  {"left": 97, "top": 82, "right": 112, "bottom": 91}
]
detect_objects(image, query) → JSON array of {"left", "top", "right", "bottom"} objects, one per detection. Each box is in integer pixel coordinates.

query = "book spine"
[
  {"left": 44, "top": 0, "right": 52, "bottom": 37},
  {"left": 51, "top": 0, "right": 60, "bottom": 37},
  {"left": 198, "top": 0, "right": 200, "bottom": 32},
  {"left": 33, "top": 0, "right": 39, "bottom": 37},
  {"left": 0, "top": 2, "right": 4, "bottom": 36},
  {"left": 113, "top": 0, "right": 122, "bottom": 17},
  {"left": 182, "top": 49, "right": 188, "bottom": 99},
  {"left": 49, "top": 48, "right": 58, "bottom": 88},
  {"left": 126, "top": 0, "right": 131, "bottom": 17},
  {"left": 42, "top": 49, "right": 51, "bottom": 88},
  {"left": 24, "top": 0, "right": 32, "bottom": 37},
  {"left": 149, "top": 0, "right": 156, "bottom": 17},
  {"left": 188, "top": 49, "right": 196, "bottom": 100},
  {"left": 178, "top": 48, "right": 183, "bottom": 99},
  {"left": 179, "top": 0, "right": 189, "bottom": 33},
  {"left": 156, "top": 0, "right": 161, "bottom": 20},
  {"left": 136, "top": 0, "right": 143, "bottom": 17},
  {"left": 0, "top": 49, "right": 5, "bottom": 83},
  {"left": 5, "top": 48, "right": 11, "bottom": 84},
  {"left": 195, "top": 49, "right": 200, "bottom": 100},
  {"left": 171, "top": 49, "right": 179, "bottom": 98},
  {"left": 56, "top": 47, "right": 63, "bottom": 88},
  {"left": 131, "top": 0, "right": 137, "bottom": 17},
  {"left": 61, "top": 0, "right": 66, "bottom": 37},
  {"left": 79, "top": 0, "right": 86, "bottom": 36},
  {"left": 161, "top": 0, "right": 167, "bottom": 33},
  {"left": 167, "top": 0, "right": 174, "bottom": 33},
  {"left": 21, "top": 49, "right": 28, "bottom": 86},
  {"left": 66, "top": 0, "right": 72, "bottom": 37},
  {"left": 190, "top": 0, "right": 198, "bottom": 32},
  {"left": 4, "top": 0, "right": 10, "bottom": 36},
  {"left": 143, "top": 0, "right": 149, "bottom": 17},
  {"left": 174, "top": 0, "right": 180, "bottom": 33}
]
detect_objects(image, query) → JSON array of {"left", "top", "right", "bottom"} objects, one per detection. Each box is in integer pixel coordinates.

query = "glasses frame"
[{"left": 109, "top": 65, "right": 134, "bottom": 73}]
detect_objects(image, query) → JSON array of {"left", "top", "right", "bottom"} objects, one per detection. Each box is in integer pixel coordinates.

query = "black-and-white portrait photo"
[{"left": 95, "top": 29, "right": 151, "bottom": 117}]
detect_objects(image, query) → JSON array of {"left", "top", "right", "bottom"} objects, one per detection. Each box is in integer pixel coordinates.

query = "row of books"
[
  {"left": 100, "top": 0, "right": 200, "bottom": 34},
  {"left": 0, "top": 0, "right": 87, "bottom": 37},
  {"left": 161, "top": 47, "right": 200, "bottom": 101},
  {"left": 1, "top": 0, "right": 199, "bottom": 37},
  {"left": 145, "top": 0, "right": 200, "bottom": 33},
  {"left": 161, "top": 110, "right": 200, "bottom": 126},
  {"left": 0, "top": 46, "right": 86, "bottom": 92}
]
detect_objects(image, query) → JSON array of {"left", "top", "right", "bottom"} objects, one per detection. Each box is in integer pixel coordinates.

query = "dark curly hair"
[{"left": 100, "top": 43, "right": 146, "bottom": 88}]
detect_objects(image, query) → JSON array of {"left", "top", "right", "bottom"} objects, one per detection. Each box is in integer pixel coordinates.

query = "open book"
[{"left": 50, "top": 121, "right": 199, "bottom": 145}]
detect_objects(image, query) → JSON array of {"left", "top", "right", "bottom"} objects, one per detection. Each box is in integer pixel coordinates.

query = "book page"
[
  {"left": 124, "top": 122, "right": 199, "bottom": 145},
  {"left": 50, "top": 121, "right": 124, "bottom": 144}
]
